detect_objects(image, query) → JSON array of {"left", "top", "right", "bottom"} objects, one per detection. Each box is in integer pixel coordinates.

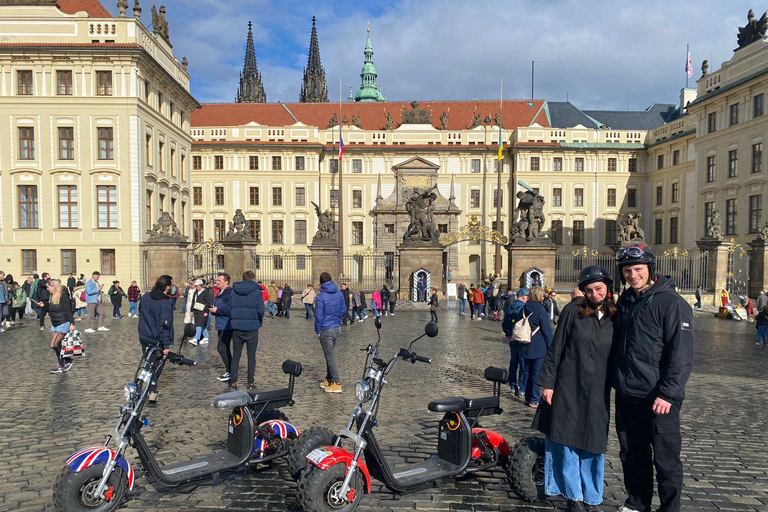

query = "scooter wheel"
[
  {"left": 506, "top": 435, "right": 545, "bottom": 502},
  {"left": 53, "top": 464, "right": 128, "bottom": 512},
  {"left": 286, "top": 427, "right": 335, "bottom": 479},
  {"left": 297, "top": 463, "right": 363, "bottom": 512}
]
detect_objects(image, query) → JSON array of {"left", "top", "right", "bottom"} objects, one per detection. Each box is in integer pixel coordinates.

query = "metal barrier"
[
  {"left": 554, "top": 251, "right": 619, "bottom": 292},
  {"left": 250, "top": 250, "right": 312, "bottom": 291},
  {"left": 341, "top": 253, "right": 399, "bottom": 293}
]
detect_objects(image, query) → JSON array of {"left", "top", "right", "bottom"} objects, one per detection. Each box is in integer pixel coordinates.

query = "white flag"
[{"left": 686, "top": 50, "right": 693, "bottom": 78}]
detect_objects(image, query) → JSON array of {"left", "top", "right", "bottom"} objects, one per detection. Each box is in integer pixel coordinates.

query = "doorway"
[{"left": 469, "top": 255, "right": 481, "bottom": 283}]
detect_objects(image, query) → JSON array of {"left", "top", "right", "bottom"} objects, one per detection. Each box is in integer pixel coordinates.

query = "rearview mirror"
[
  {"left": 425, "top": 322, "right": 438, "bottom": 338},
  {"left": 183, "top": 323, "right": 196, "bottom": 338},
  {"left": 374, "top": 317, "right": 382, "bottom": 329}
]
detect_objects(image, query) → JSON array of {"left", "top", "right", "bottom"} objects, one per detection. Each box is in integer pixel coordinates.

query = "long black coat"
[{"left": 532, "top": 298, "right": 614, "bottom": 454}]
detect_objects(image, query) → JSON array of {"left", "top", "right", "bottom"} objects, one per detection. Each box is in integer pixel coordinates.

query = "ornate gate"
[
  {"left": 438, "top": 213, "right": 508, "bottom": 246},
  {"left": 726, "top": 240, "right": 750, "bottom": 296},
  {"left": 187, "top": 239, "right": 224, "bottom": 284}
]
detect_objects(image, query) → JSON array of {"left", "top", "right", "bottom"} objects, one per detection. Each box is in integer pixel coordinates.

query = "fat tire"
[
  {"left": 53, "top": 464, "right": 128, "bottom": 512},
  {"left": 255, "top": 409, "right": 290, "bottom": 424},
  {"left": 297, "top": 463, "right": 363, "bottom": 512},
  {"left": 286, "top": 427, "right": 335, "bottom": 479},
  {"left": 507, "top": 435, "right": 545, "bottom": 502}
]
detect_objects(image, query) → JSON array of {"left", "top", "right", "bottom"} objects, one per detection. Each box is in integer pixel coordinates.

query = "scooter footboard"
[
  {"left": 65, "top": 446, "right": 135, "bottom": 490},
  {"left": 305, "top": 446, "right": 371, "bottom": 493}
]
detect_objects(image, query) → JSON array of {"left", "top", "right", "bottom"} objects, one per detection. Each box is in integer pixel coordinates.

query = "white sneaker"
[
  {"left": 200, "top": 338, "right": 209, "bottom": 344},
  {"left": 188, "top": 338, "right": 198, "bottom": 346},
  {"left": 0, "top": 328, "right": 5, "bottom": 333},
  {"left": 84, "top": 328, "right": 95, "bottom": 333},
  {"left": 617, "top": 507, "right": 641, "bottom": 512},
  {"left": 75, "top": 318, "right": 82, "bottom": 321},
  {"left": 97, "top": 326, "right": 110, "bottom": 332},
  {"left": 390, "top": 313, "right": 394, "bottom": 316},
  {"left": 40, "top": 326, "right": 46, "bottom": 330},
  {"left": 357, "top": 319, "right": 364, "bottom": 323}
]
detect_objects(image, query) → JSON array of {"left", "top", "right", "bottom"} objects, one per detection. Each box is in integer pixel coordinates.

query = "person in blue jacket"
[
  {"left": 502, "top": 288, "right": 530, "bottom": 397},
  {"left": 518, "top": 286, "right": 553, "bottom": 408},
  {"left": 314, "top": 272, "right": 348, "bottom": 394},
  {"left": 137, "top": 274, "right": 174, "bottom": 402},
  {"left": 209, "top": 273, "right": 233, "bottom": 383},
  {"left": 228, "top": 270, "right": 264, "bottom": 391}
]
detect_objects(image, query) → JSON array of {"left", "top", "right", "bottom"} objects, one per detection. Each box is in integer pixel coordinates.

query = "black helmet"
[
  {"left": 578, "top": 265, "right": 614, "bottom": 292},
  {"left": 616, "top": 244, "right": 656, "bottom": 278}
]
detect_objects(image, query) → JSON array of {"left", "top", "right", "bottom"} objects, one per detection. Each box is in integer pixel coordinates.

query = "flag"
[
  {"left": 685, "top": 49, "right": 693, "bottom": 78},
  {"left": 338, "top": 132, "right": 345, "bottom": 162},
  {"left": 498, "top": 128, "right": 503, "bottom": 162}
]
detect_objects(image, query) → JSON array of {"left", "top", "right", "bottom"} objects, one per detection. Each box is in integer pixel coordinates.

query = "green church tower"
[{"left": 354, "top": 25, "right": 385, "bottom": 103}]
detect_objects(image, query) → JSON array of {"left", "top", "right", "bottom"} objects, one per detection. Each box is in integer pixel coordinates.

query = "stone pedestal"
[
  {"left": 143, "top": 241, "right": 189, "bottom": 288},
  {"left": 397, "top": 244, "right": 444, "bottom": 301},
  {"left": 506, "top": 240, "right": 557, "bottom": 290},
  {"left": 749, "top": 239, "right": 768, "bottom": 298},
  {"left": 309, "top": 245, "right": 341, "bottom": 286},
  {"left": 696, "top": 238, "right": 732, "bottom": 297},
  {"left": 222, "top": 240, "right": 259, "bottom": 282}
]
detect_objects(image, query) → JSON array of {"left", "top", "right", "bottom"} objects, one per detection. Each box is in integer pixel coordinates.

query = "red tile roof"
[
  {"left": 57, "top": 0, "right": 112, "bottom": 18},
  {"left": 192, "top": 100, "right": 549, "bottom": 130}
]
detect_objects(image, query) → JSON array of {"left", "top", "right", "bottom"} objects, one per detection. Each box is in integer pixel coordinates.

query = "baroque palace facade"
[{"left": 1, "top": 1, "right": 767, "bottom": 286}]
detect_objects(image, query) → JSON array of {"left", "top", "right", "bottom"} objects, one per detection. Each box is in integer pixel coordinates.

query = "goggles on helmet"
[{"left": 616, "top": 245, "right": 646, "bottom": 259}]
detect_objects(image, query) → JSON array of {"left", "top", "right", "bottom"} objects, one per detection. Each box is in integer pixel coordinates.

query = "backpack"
[{"left": 512, "top": 311, "right": 540, "bottom": 344}]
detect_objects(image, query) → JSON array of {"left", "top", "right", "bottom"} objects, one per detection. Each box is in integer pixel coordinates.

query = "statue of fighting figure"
[
  {"left": 311, "top": 201, "right": 337, "bottom": 244},
  {"left": 403, "top": 186, "right": 440, "bottom": 243},
  {"left": 511, "top": 181, "right": 547, "bottom": 241}
]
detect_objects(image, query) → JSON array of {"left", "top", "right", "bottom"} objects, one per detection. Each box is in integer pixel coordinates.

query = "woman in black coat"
[
  {"left": 532, "top": 266, "right": 615, "bottom": 512},
  {"left": 282, "top": 284, "right": 294, "bottom": 319},
  {"left": 191, "top": 281, "right": 210, "bottom": 344}
]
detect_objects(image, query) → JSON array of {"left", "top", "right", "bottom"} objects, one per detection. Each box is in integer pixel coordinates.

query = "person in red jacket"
[
  {"left": 472, "top": 287, "right": 485, "bottom": 320},
  {"left": 257, "top": 281, "right": 269, "bottom": 303}
]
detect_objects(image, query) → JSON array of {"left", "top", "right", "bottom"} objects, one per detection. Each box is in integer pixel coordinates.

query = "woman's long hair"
[
  {"left": 578, "top": 283, "right": 617, "bottom": 318},
  {"left": 49, "top": 279, "right": 64, "bottom": 305}
]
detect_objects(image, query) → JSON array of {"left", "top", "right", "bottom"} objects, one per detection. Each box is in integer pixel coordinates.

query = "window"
[
  {"left": 158, "top": 141, "right": 165, "bottom": 172},
  {"left": 17, "top": 70, "right": 33, "bottom": 95},
  {"left": 704, "top": 202, "right": 714, "bottom": 235},
  {"left": 654, "top": 219, "right": 663, "bottom": 245},
  {"left": 726, "top": 198, "right": 737, "bottom": 235},
  {"left": 18, "top": 185, "right": 38, "bottom": 228},
  {"left": 272, "top": 186, "right": 282, "bottom": 206},
  {"left": 250, "top": 220, "right": 261, "bottom": 242},
  {"left": 493, "top": 190, "right": 503, "bottom": 208},
  {"left": 273, "top": 254, "right": 284, "bottom": 270},
  {"left": 553, "top": 157, "right": 563, "bottom": 171},
  {"left": 669, "top": 217, "right": 678, "bottom": 244},
  {"left": 96, "top": 71, "right": 112, "bottom": 96},
  {"left": 552, "top": 187, "right": 562, "bottom": 207},
  {"left": 329, "top": 159, "right": 338, "bottom": 173},
  {"left": 728, "top": 150, "right": 738, "bottom": 178},
  {"left": 100, "top": 249, "right": 115, "bottom": 274},
  {"left": 157, "top": 92, "right": 163, "bottom": 112},
  {"left": 551, "top": 220, "right": 563, "bottom": 245},
  {"left": 753, "top": 143, "right": 763, "bottom": 173},
  {"left": 470, "top": 189, "right": 480, "bottom": 208},
  {"left": 249, "top": 156, "right": 259, "bottom": 170},
  {"left": 295, "top": 156, "right": 305, "bottom": 170},
  {"left": 214, "top": 220, "right": 225, "bottom": 241},
  {"left": 575, "top": 157, "right": 584, "bottom": 172},
  {"left": 249, "top": 186, "right": 260, "bottom": 206},
  {"left": 730, "top": 103, "right": 739, "bottom": 126},
  {"left": 707, "top": 112, "right": 717, "bottom": 133},
  {"left": 749, "top": 195, "right": 763, "bottom": 233},
  {"left": 608, "top": 158, "right": 617, "bottom": 172},
  {"left": 755, "top": 94, "right": 765, "bottom": 118},
  {"left": 272, "top": 156, "right": 282, "bottom": 170},
  {"left": 97, "top": 185, "right": 117, "bottom": 228},
  {"left": 438, "top": 224, "right": 448, "bottom": 234},
  {"left": 158, "top": 193, "right": 165, "bottom": 214},
  {"left": 214, "top": 155, "right": 223, "bottom": 170},
  {"left": 352, "top": 221, "right": 364, "bottom": 245},
  {"left": 146, "top": 190, "right": 152, "bottom": 228},
  {"left": 627, "top": 188, "right": 637, "bottom": 208},
  {"left": 193, "top": 155, "right": 202, "bottom": 170},
  {"left": 58, "top": 127, "right": 74, "bottom": 160},
  {"left": 671, "top": 182, "right": 679, "bottom": 203},
  {"left": 144, "top": 79, "right": 150, "bottom": 103},
  {"left": 169, "top": 101, "right": 174, "bottom": 121},
  {"left": 657, "top": 154, "right": 664, "bottom": 170},
  {"left": 170, "top": 148, "right": 176, "bottom": 177},
  {"left": 98, "top": 127, "right": 114, "bottom": 160},
  {"left": 607, "top": 188, "right": 617, "bottom": 207},
  {"left": 330, "top": 189, "right": 339, "bottom": 208},
  {"left": 61, "top": 249, "right": 76, "bottom": 275},
  {"left": 385, "top": 224, "right": 395, "bottom": 234},
  {"left": 606, "top": 220, "right": 617, "bottom": 245},
  {"left": 170, "top": 197, "right": 176, "bottom": 220},
  {"left": 352, "top": 189, "right": 362, "bottom": 208},
  {"left": 471, "top": 159, "right": 481, "bottom": 173},
  {"left": 572, "top": 220, "right": 584, "bottom": 245},
  {"left": 574, "top": 188, "right": 583, "bottom": 207},
  {"left": 296, "top": 255, "right": 307, "bottom": 270},
  {"left": 672, "top": 150, "right": 680, "bottom": 166},
  {"left": 58, "top": 185, "right": 78, "bottom": 228},
  {"left": 272, "top": 220, "right": 284, "bottom": 244},
  {"left": 295, "top": 220, "right": 307, "bottom": 244},
  {"left": 180, "top": 201, "right": 186, "bottom": 233},
  {"left": 22, "top": 249, "right": 37, "bottom": 274},
  {"left": 296, "top": 187, "right": 306, "bottom": 207},
  {"left": 193, "top": 186, "right": 202, "bottom": 205},
  {"left": 192, "top": 219, "right": 203, "bottom": 243},
  {"left": 215, "top": 186, "right": 224, "bottom": 206},
  {"left": 706, "top": 156, "right": 716, "bottom": 182},
  {"left": 530, "top": 157, "right": 540, "bottom": 171},
  {"left": 656, "top": 186, "right": 663, "bottom": 206},
  {"left": 57, "top": 70, "right": 73, "bottom": 95},
  {"left": 352, "top": 159, "right": 362, "bottom": 173},
  {"left": 628, "top": 158, "right": 637, "bottom": 173},
  {"left": 19, "top": 127, "right": 34, "bottom": 160},
  {"left": 145, "top": 134, "right": 152, "bottom": 166},
  {"left": 491, "top": 221, "right": 504, "bottom": 234}
]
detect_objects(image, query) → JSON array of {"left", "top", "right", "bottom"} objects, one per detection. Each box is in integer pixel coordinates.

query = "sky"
[{"left": 108, "top": 0, "right": 758, "bottom": 110}]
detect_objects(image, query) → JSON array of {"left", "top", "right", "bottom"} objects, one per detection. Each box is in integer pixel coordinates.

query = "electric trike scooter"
[
  {"left": 290, "top": 318, "right": 543, "bottom": 512},
  {"left": 53, "top": 323, "right": 304, "bottom": 512}
]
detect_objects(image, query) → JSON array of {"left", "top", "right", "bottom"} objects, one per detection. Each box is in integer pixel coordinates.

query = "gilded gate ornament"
[{"left": 439, "top": 214, "right": 508, "bottom": 246}]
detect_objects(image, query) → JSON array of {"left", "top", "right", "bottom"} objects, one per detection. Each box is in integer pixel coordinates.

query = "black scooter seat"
[
  {"left": 211, "top": 391, "right": 252, "bottom": 408},
  {"left": 428, "top": 396, "right": 466, "bottom": 413},
  {"left": 246, "top": 386, "right": 290, "bottom": 404},
  {"left": 461, "top": 395, "right": 499, "bottom": 411}
]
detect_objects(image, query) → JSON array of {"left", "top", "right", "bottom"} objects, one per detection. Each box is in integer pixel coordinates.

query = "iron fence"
[
  {"left": 250, "top": 251, "right": 312, "bottom": 291},
  {"left": 554, "top": 252, "right": 619, "bottom": 292},
  {"left": 341, "top": 253, "right": 399, "bottom": 293},
  {"left": 726, "top": 244, "right": 750, "bottom": 297},
  {"left": 186, "top": 240, "right": 224, "bottom": 284}
]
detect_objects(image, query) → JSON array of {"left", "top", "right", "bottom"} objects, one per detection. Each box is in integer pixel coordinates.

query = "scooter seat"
[
  {"left": 428, "top": 396, "right": 466, "bottom": 413},
  {"left": 246, "top": 386, "right": 290, "bottom": 404},
  {"left": 461, "top": 395, "right": 500, "bottom": 411},
  {"left": 211, "top": 391, "right": 253, "bottom": 408}
]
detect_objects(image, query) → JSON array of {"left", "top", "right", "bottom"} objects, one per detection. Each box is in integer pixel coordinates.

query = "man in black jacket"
[
  {"left": 36, "top": 272, "right": 51, "bottom": 330},
  {"left": 612, "top": 244, "right": 694, "bottom": 512},
  {"left": 340, "top": 283, "right": 352, "bottom": 326},
  {"left": 138, "top": 275, "right": 174, "bottom": 402}
]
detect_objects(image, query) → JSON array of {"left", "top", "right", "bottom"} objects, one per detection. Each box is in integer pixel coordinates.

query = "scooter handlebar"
[
  {"left": 411, "top": 353, "right": 432, "bottom": 364},
  {"left": 169, "top": 353, "right": 197, "bottom": 367}
]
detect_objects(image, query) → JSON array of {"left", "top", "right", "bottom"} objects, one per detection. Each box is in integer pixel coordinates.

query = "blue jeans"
[
  {"left": 545, "top": 438, "right": 605, "bottom": 505},
  {"left": 373, "top": 307, "right": 380, "bottom": 317},
  {"left": 129, "top": 301, "right": 138, "bottom": 316},
  {"left": 459, "top": 299, "right": 467, "bottom": 314},
  {"left": 757, "top": 326, "right": 768, "bottom": 345},
  {"left": 266, "top": 301, "right": 276, "bottom": 317},
  {"left": 474, "top": 304, "right": 483, "bottom": 317},
  {"left": 112, "top": 305, "right": 121, "bottom": 318},
  {"left": 195, "top": 326, "right": 207, "bottom": 340},
  {"left": 171, "top": 297, "right": 177, "bottom": 311},
  {"left": 508, "top": 344, "right": 524, "bottom": 392},
  {"left": 304, "top": 303, "right": 313, "bottom": 318},
  {"left": 521, "top": 357, "right": 545, "bottom": 405}
]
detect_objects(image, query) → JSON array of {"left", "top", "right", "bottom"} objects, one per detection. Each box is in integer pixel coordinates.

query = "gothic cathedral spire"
[
  {"left": 354, "top": 23, "right": 385, "bottom": 102},
  {"left": 299, "top": 16, "right": 328, "bottom": 103},
  {"left": 236, "top": 21, "right": 266, "bottom": 103}
]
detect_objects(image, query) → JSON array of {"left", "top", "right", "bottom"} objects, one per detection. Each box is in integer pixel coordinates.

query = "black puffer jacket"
[
  {"left": 611, "top": 275, "right": 694, "bottom": 402},
  {"left": 45, "top": 289, "right": 75, "bottom": 327}
]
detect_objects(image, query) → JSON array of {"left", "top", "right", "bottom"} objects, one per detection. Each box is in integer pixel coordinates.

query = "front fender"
[
  {"left": 306, "top": 445, "right": 371, "bottom": 493},
  {"left": 65, "top": 446, "right": 135, "bottom": 490}
]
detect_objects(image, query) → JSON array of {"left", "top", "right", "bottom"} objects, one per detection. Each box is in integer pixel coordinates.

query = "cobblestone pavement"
[{"left": 1, "top": 305, "right": 767, "bottom": 512}]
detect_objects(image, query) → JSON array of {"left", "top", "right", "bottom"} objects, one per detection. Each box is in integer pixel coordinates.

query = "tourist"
[
  {"left": 29, "top": 274, "right": 40, "bottom": 319},
  {"left": 315, "top": 272, "right": 348, "bottom": 393},
  {"left": 387, "top": 286, "right": 397, "bottom": 316},
  {"left": 492, "top": 286, "right": 504, "bottom": 321},
  {"left": 757, "top": 290, "right": 768, "bottom": 311},
  {"left": 189, "top": 279, "right": 210, "bottom": 345},
  {"left": 182, "top": 279, "right": 193, "bottom": 316},
  {"left": 84, "top": 271, "right": 108, "bottom": 333},
  {"left": 41, "top": 279, "right": 75, "bottom": 374},
  {"left": 228, "top": 270, "right": 265, "bottom": 391},
  {"left": 10, "top": 281, "right": 26, "bottom": 324},
  {"left": 72, "top": 282, "right": 87, "bottom": 320},
  {"left": 429, "top": 287, "right": 439, "bottom": 323},
  {"left": 108, "top": 280, "right": 127, "bottom": 319},
  {"left": 0, "top": 272, "right": 7, "bottom": 331},
  {"left": 380, "top": 285, "right": 391, "bottom": 316},
  {"left": 468, "top": 284, "right": 476, "bottom": 318},
  {"left": 340, "top": 283, "right": 352, "bottom": 325},
  {"left": 359, "top": 290, "right": 370, "bottom": 319},
  {"left": 612, "top": 244, "right": 694, "bottom": 512},
  {"left": 209, "top": 273, "right": 234, "bottom": 382},
  {"left": 352, "top": 288, "right": 363, "bottom": 322},
  {"left": 276, "top": 285, "right": 284, "bottom": 317},
  {"left": 127, "top": 281, "right": 141, "bottom": 317},
  {"left": 301, "top": 284, "right": 316, "bottom": 319},
  {"left": 457, "top": 282, "right": 468, "bottom": 315},
  {"left": 281, "top": 283, "right": 294, "bottom": 318},
  {"left": 543, "top": 289, "right": 561, "bottom": 325},
  {"left": 371, "top": 288, "right": 382, "bottom": 317},
  {"left": 534, "top": 266, "right": 616, "bottom": 511},
  {"left": 757, "top": 306, "right": 768, "bottom": 346},
  {"left": 571, "top": 287, "right": 584, "bottom": 303},
  {"left": 502, "top": 288, "right": 529, "bottom": 397},
  {"left": 169, "top": 280, "right": 180, "bottom": 311},
  {"left": 137, "top": 275, "right": 175, "bottom": 402},
  {"left": 35, "top": 272, "right": 52, "bottom": 331},
  {"left": 183, "top": 279, "right": 196, "bottom": 324},
  {"left": 267, "top": 280, "right": 278, "bottom": 318},
  {"left": 22, "top": 276, "right": 34, "bottom": 317},
  {"left": 472, "top": 285, "right": 485, "bottom": 320},
  {"left": 519, "top": 287, "right": 553, "bottom": 408},
  {"left": 694, "top": 285, "right": 703, "bottom": 309}
]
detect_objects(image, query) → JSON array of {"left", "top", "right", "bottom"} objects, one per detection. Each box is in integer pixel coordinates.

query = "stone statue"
[
  {"left": 511, "top": 182, "right": 547, "bottom": 241},
  {"left": 223, "top": 209, "right": 254, "bottom": 241},
  {"left": 468, "top": 111, "right": 482, "bottom": 129},
  {"left": 701, "top": 59, "right": 708, "bottom": 77},
  {"left": 342, "top": 115, "right": 349, "bottom": 125},
  {"left": 439, "top": 110, "right": 450, "bottom": 130},
  {"left": 352, "top": 114, "right": 362, "bottom": 129},
  {"left": 403, "top": 186, "right": 440, "bottom": 243},
  {"left": 133, "top": 0, "right": 142, "bottom": 19},
  {"left": 117, "top": 0, "right": 128, "bottom": 17},
  {"left": 616, "top": 212, "right": 645, "bottom": 243},
  {"left": 383, "top": 111, "right": 394, "bottom": 130},
  {"left": 758, "top": 221, "right": 768, "bottom": 241},
  {"left": 147, "top": 211, "right": 183, "bottom": 240},
  {"left": 494, "top": 113, "right": 504, "bottom": 128},
  {"left": 181, "top": 56, "right": 188, "bottom": 72},
  {"left": 311, "top": 201, "right": 336, "bottom": 244},
  {"left": 706, "top": 209, "right": 723, "bottom": 239},
  {"left": 326, "top": 113, "right": 338, "bottom": 129},
  {"left": 401, "top": 101, "right": 431, "bottom": 124},
  {"left": 152, "top": 5, "right": 170, "bottom": 42},
  {"left": 737, "top": 9, "right": 768, "bottom": 50}
]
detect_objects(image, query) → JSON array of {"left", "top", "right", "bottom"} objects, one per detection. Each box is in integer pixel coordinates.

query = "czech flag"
[{"left": 338, "top": 133, "right": 345, "bottom": 162}]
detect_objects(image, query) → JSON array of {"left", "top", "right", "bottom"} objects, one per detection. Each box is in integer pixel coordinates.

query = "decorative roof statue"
[
  {"left": 117, "top": 0, "right": 128, "bottom": 17},
  {"left": 705, "top": 209, "right": 724, "bottom": 239},
  {"left": 383, "top": 111, "right": 394, "bottom": 130},
  {"left": 401, "top": 101, "right": 431, "bottom": 124},
  {"left": 403, "top": 186, "right": 440, "bottom": 244},
  {"left": 439, "top": 110, "right": 450, "bottom": 130},
  {"left": 494, "top": 113, "right": 504, "bottom": 128},
  {"left": 151, "top": 5, "right": 170, "bottom": 44},
  {"left": 223, "top": 209, "right": 255, "bottom": 241},
  {"left": 147, "top": 211, "right": 183, "bottom": 241},
  {"left": 701, "top": 59, "right": 708, "bottom": 77},
  {"left": 352, "top": 114, "right": 362, "bottom": 129},
  {"left": 468, "top": 110, "right": 482, "bottom": 129},
  {"left": 511, "top": 181, "right": 547, "bottom": 242},
  {"left": 181, "top": 56, "right": 188, "bottom": 72},
  {"left": 737, "top": 9, "right": 768, "bottom": 50},
  {"left": 326, "top": 113, "right": 338, "bottom": 129},
  {"left": 758, "top": 221, "right": 768, "bottom": 242},
  {"left": 311, "top": 201, "right": 337, "bottom": 245},
  {"left": 616, "top": 212, "right": 645, "bottom": 243},
  {"left": 133, "top": 0, "right": 141, "bottom": 19}
]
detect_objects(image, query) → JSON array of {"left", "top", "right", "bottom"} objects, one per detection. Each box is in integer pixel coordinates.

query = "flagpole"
[
  {"left": 337, "top": 77, "right": 344, "bottom": 278},
  {"left": 494, "top": 79, "right": 503, "bottom": 277}
]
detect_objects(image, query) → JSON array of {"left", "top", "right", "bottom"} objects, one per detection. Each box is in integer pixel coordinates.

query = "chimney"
[{"left": 679, "top": 88, "right": 697, "bottom": 113}]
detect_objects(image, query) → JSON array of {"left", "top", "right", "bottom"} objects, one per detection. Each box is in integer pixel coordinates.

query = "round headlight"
[
  {"left": 354, "top": 379, "right": 374, "bottom": 403},
  {"left": 123, "top": 382, "right": 137, "bottom": 403}
]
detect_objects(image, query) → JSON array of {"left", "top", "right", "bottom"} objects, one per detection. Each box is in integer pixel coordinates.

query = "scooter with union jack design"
[{"left": 53, "top": 324, "right": 303, "bottom": 512}]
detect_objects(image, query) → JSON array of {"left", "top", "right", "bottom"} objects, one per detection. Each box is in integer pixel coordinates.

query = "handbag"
[
  {"left": 61, "top": 330, "right": 84, "bottom": 357},
  {"left": 193, "top": 301, "right": 206, "bottom": 311}
]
